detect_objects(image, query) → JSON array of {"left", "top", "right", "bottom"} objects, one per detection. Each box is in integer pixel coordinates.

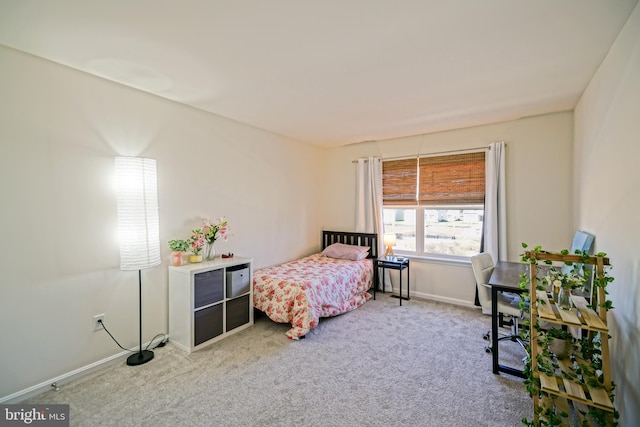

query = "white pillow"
[{"left": 322, "top": 243, "right": 370, "bottom": 261}]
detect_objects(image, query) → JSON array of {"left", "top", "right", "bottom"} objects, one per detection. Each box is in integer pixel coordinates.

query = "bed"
[{"left": 253, "top": 231, "right": 379, "bottom": 339}]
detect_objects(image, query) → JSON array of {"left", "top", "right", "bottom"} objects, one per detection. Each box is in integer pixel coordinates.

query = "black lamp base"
[{"left": 126, "top": 350, "right": 154, "bottom": 366}]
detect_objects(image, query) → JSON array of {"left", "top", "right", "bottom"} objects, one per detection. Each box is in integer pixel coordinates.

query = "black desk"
[
  {"left": 373, "top": 257, "right": 410, "bottom": 306},
  {"left": 488, "top": 261, "right": 527, "bottom": 378}
]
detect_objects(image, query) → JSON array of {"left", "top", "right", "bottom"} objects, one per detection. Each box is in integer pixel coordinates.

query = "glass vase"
[
  {"left": 206, "top": 242, "right": 216, "bottom": 260},
  {"left": 557, "top": 286, "right": 572, "bottom": 310}
]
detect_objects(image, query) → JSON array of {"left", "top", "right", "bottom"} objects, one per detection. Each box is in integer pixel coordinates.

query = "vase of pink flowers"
[
  {"left": 202, "top": 217, "right": 230, "bottom": 260},
  {"left": 187, "top": 228, "right": 206, "bottom": 263}
]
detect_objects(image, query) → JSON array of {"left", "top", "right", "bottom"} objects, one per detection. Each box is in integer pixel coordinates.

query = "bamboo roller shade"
[{"left": 382, "top": 152, "right": 485, "bottom": 206}]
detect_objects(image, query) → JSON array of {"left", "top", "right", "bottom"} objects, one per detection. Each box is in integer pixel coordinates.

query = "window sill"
[{"left": 393, "top": 254, "right": 471, "bottom": 267}]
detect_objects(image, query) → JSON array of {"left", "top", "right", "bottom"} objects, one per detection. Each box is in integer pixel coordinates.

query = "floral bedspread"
[{"left": 253, "top": 253, "right": 373, "bottom": 339}]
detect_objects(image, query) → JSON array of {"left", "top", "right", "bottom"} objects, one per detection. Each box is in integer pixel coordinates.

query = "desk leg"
[{"left": 491, "top": 286, "right": 499, "bottom": 374}]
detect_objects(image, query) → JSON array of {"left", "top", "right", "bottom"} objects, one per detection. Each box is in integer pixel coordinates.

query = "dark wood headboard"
[{"left": 322, "top": 230, "right": 379, "bottom": 259}]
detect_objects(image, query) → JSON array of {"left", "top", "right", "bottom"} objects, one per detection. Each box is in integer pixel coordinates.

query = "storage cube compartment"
[
  {"left": 194, "top": 303, "right": 223, "bottom": 346},
  {"left": 226, "top": 264, "right": 250, "bottom": 298},
  {"left": 194, "top": 269, "right": 224, "bottom": 308},
  {"left": 226, "top": 295, "right": 250, "bottom": 331}
]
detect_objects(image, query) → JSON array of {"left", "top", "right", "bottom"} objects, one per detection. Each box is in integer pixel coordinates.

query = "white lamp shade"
[
  {"left": 383, "top": 233, "right": 397, "bottom": 247},
  {"left": 115, "top": 157, "right": 161, "bottom": 270}
]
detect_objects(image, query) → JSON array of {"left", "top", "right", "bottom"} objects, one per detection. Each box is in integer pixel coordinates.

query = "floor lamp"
[{"left": 115, "top": 157, "right": 161, "bottom": 366}]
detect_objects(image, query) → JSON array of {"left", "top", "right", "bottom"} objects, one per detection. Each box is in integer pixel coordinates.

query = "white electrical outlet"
[{"left": 93, "top": 314, "right": 105, "bottom": 331}]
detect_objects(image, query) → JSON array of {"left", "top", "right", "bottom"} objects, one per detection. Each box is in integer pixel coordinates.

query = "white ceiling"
[{"left": 0, "top": 0, "right": 637, "bottom": 147}]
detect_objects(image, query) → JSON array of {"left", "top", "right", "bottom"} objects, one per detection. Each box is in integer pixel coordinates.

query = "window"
[{"left": 382, "top": 152, "right": 485, "bottom": 258}]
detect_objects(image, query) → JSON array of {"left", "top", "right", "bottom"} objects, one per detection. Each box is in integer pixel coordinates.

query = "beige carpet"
[{"left": 27, "top": 294, "right": 532, "bottom": 426}]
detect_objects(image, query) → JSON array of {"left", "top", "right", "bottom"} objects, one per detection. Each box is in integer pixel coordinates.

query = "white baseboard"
[
  {"left": 0, "top": 339, "right": 162, "bottom": 404},
  {"left": 409, "top": 290, "right": 479, "bottom": 310}
]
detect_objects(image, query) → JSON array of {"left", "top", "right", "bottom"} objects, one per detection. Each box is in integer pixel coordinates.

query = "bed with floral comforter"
[{"left": 253, "top": 252, "right": 374, "bottom": 339}]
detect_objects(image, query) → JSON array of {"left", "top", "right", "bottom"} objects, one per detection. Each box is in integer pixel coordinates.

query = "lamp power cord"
[{"left": 98, "top": 319, "right": 168, "bottom": 353}]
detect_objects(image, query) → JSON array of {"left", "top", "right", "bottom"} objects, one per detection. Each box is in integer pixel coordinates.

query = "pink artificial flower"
[
  {"left": 219, "top": 225, "right": 229, "bottom": 240},
  {"left": 201, "top": 217, "right": 230, "bottom": 243}
]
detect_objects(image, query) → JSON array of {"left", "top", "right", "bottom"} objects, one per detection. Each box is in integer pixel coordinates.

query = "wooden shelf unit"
[{"left": 526, "top": 251, "right": 615, "bottom": 426}]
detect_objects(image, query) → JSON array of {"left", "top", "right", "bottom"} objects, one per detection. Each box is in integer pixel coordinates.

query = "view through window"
[{"left": 383, "top": 207, "right": 484, "bottom": 256}]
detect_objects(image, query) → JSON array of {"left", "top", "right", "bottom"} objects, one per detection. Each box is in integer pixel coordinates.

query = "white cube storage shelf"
[{"left": 168, "top": 257, "right": 253, "bottom": 352}]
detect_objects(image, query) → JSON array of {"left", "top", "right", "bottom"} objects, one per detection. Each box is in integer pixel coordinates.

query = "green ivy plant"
[
  {"left": 168, "top": 239, "right": 189, "bottom": 252},
  {"left": 518, "top": 243, "right": 618, "bottom": 426}
]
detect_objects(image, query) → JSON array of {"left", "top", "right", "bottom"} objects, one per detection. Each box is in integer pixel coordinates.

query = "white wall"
[
  {"left": 574, "top": 3, "right": 640, "bottom": 425},
  {"left": 0, "top": 45, "right": 324, "bottom": 400},
  {"left": 324, "top": 112, "right": 575, "bottom": 305}
]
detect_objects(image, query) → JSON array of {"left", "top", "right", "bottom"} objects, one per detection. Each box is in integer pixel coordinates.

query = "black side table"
[{"left": 373, "top": 257, "right": 410, "bottom": 306}]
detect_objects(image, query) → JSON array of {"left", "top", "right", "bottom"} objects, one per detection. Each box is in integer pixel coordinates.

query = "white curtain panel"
[
  {"left": 355, "top": 157, "right": 388, "bottom": 290},
  {"left": 484, "top": 142, "right": 507, "bottom": 262},
  {"left": 355, "top": 157, "right": 383, "bottom": 235}
]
